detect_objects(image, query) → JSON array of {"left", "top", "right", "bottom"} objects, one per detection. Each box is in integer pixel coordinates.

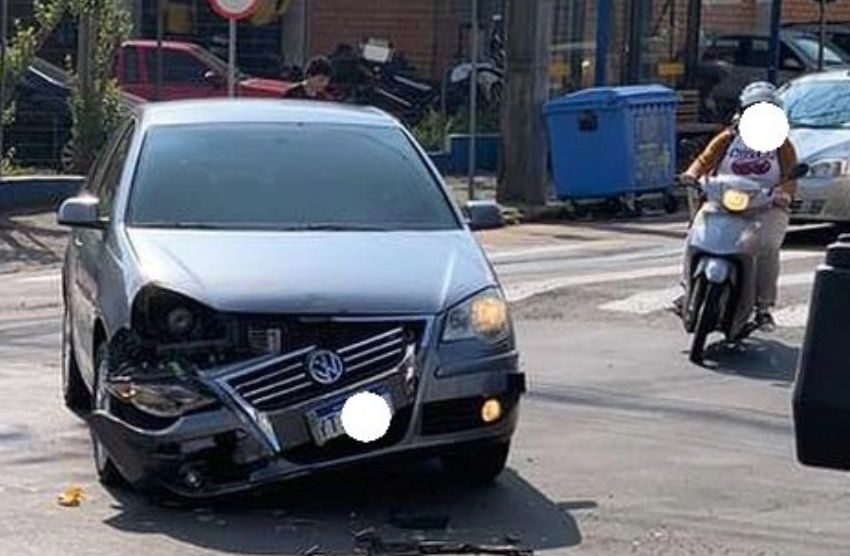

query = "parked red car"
[{"left": 114, "top": 40, "right": 288, "bottom": 100}]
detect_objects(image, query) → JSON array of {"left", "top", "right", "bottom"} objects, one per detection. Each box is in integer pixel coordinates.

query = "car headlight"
[
  {"left": 808, "top": 159, "right": 850, "bottom": 178},
  {"left": 108, "top": 370, "right": 217, "bottom": 418},
  {"left": 722, "top": 189, "right": 751, "bottom": 212},
  {"left": 442, "top": 289, "right": 510, "bottom": 343}
]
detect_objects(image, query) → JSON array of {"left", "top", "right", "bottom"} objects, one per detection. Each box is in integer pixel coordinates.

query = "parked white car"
[{"left": 780, "top": 71, "right": 850, "bottom": 223}]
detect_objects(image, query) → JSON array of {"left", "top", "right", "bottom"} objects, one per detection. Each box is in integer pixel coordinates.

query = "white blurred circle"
[
  {"left": 738, "top": 102, "right": 789, "bottom": 153},
  {"left": 340, "top": 392, "right": 392, "bottom": 443}
]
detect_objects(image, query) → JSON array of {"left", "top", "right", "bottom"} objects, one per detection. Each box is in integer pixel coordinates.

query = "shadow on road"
[
  {"left": 702, "top": 337, "right": 800, "bottom": 384},
  {"left": 784, "top": 224, "right": 843, "bottom": 251},
  {"left": 103, "top": 462, "right": 583, "bottom": 555},
  {"left": 0, "top": 211, "right": 66, "bottom": 271}
]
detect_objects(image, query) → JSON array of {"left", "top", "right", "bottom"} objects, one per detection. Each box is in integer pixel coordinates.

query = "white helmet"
[{"left": 739, "top": 81, "right": 782, "bottom": 109}]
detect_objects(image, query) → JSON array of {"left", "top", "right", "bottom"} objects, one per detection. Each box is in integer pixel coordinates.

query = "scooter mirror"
[{"left": 790, "top": 163, "right": 810, "bottom": 180}]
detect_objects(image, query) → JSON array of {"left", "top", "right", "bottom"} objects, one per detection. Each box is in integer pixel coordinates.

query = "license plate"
[{"left": 306, "top": 388, "right": 392, "bottom": 447}]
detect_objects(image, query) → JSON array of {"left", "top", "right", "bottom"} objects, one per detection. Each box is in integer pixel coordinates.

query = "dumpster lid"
[{"left": 545, "top": 85, "right": 676, "bottom": 113}]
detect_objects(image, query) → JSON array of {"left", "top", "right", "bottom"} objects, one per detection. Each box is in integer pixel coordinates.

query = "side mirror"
[
  {"left": 57, "top": 196, "right": 106, "bottom": 229},
  {"left": 782, "top": 57, "right": 804, "bottom": 72},
  {"left": 464, "top": 200, "right": 504, "bottom": 231},
  {"left": 203, "top": 70, "right": 225, "bottom": 88},
  {"left": 791, "top": 163, "right": 810, "bottom": 180}
]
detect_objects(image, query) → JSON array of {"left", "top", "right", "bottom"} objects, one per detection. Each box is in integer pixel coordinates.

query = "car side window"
[
  {"left": 705, "top": 38, "right": 741, "bottom": 64},
  {"left": 123, "top": 47, "right": 140, "bottom": 84},
  {"left": 83, "top": 128, "right": 125, "bottom": 196},
  {"left": 780, "top": 44, "right": 805, "bottom": 71},
  {"left": 95, "top": 122, "right": 135, "bottom": 217},
  {"left": 747, "top": 39, "right": 770, "bottom": 67},
  {"left": 163, "top": 51, "right": 208, "bottom": 84}
]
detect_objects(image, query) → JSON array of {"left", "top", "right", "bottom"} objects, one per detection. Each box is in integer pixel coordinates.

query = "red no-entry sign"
[{"left": 208, "top": 0, "right": 260, "bottom": 21}]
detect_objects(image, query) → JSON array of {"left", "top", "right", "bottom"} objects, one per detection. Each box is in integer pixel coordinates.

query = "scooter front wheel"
[{"left": 690, "top": 282, "right": 723, "bottom": 364}]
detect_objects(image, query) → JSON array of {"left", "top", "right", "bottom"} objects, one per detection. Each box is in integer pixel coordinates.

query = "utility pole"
[
  {"left": 498, "top": 0, "right": 553, "bottom": 206},
  {"left": 155, "top": 0, "right": 164, "bottom": 101},
  {"left": 0, "top": 0, "right": 8, "bottom": 178},
  {"left": 767, "top": 0, "right": 782, "bottom": 83},
  {"left": 818, "top": 0, "right": 826, "bottom": 71},
  {"left": 77, "top": 6, "right": 97, "bottom": 170},
  {"left": 468, "top": 0, "right": 478, "bottom": 201},
  {"left": 684, "top": 0, "right": 702, "bottom": 87}
]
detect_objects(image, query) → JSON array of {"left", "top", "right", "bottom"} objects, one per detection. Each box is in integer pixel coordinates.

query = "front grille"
[{"left": 221, "top": 324, "right": 415, "bottom": 413}]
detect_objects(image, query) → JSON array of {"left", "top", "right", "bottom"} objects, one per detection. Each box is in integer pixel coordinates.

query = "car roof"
[
  {"left": 136, "top": 99, "right": 400, "bottom": 130},
  {"left": 710, "top": 30, "right": 821, "bottom": 41},
  {"left": 784, "top": 69, "right": 850, "bottom": 84},
  {"left": 123, "top": 39, "right": 200, "bottom": 51},
  {"left": 784, "top": 22, "right": 850, "bottom": 32}
]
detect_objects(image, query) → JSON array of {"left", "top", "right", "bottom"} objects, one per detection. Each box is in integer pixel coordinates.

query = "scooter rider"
[{"left": 680, "top": 82, "right": 799, "bottom": 331}]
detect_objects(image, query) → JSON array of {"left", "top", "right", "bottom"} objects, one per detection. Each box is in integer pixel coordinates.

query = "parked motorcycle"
[
  {"left": 443, "top": 14, "right": 505, "bottom": 117},
  {"left": 679, "top": 164, "right": 809, "bottom": 364},
  {"left": 329, "top": 41, "right": 438, "bottom": 126}
]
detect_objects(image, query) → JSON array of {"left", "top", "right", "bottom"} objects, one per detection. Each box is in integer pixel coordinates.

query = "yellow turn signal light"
[{"left": 481, "top": 398, "right": 503, "bottom": 424}]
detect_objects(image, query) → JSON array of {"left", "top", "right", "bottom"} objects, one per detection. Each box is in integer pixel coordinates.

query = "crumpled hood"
[
  {"left": 789, "top": 127, "right": 850, "bottom": 161},
  {"left": 125, "top": 228, "right": 495, "bottom": 315}
]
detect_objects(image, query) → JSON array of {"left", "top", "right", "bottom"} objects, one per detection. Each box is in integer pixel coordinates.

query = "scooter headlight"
[{"left": 722, "top": 189, "right": 750, "bottom": 212}]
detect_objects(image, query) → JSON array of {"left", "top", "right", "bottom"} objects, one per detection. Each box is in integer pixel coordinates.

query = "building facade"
[{"left": 12, "top": 0, "right": 850, "bottom": 85}]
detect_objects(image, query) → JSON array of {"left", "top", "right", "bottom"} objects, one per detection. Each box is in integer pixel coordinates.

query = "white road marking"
[
  {"left": 600, "top": 287, "right": 683, "bottom": 315},
  {"left": 773, "top": 304, "right": 810, "bottom": 329},
  {"left": 598, "top": 272, "right": 815, "bottom": 317},
  {"left": 504, "top": 250, "right": 820, "bottom": 303},
  {"left": 16, "top": 273, "right": 61, "bottom": 284}
]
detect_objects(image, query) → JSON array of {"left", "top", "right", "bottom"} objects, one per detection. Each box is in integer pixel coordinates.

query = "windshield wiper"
[
  {"left": 132, "top": 222, "right": 229, "bottom": 230},
  {"left": 280, "top": 223, "right": 391, "bottom": 231}
]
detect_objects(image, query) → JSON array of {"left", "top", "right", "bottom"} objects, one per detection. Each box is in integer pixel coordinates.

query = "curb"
[{"left": 0, "top": 175, "right": 84, "bottom": 212}]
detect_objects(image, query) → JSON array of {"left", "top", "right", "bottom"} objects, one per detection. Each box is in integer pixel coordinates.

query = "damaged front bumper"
[{"left": 88, "top": 339, "right": 525, "bottom": 497}]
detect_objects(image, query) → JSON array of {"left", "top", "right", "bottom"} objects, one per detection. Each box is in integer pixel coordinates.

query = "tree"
[{"left": 66, "top": 0, "right": 132, "bottom": 172}]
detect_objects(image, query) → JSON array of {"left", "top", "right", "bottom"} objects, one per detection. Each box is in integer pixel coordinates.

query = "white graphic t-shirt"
[{"left": 716, "top": 134, "right": 780, "bottom": 188}]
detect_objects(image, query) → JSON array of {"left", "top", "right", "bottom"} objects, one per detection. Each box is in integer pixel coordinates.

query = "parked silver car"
[
  {"left": 58, "top": 99, "right": 524, "bottom": 497},
  {"left": 780, "top": 71, "right": 850, "bottom": 222}
]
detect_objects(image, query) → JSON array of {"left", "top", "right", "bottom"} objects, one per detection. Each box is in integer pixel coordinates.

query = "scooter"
[{"left": 680, "top": 163, "right": 809, "bottom": 364}]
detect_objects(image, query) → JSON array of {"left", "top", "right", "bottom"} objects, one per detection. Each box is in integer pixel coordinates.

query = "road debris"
[
  {"left": 389, "top": 512, "right": 450, "bottom": 530},
  {"left": 354, "top": 528, "right": 533, "bottom": 555},
  {"left": 57, "top": 485, "right": 85, "bottom": 507}
]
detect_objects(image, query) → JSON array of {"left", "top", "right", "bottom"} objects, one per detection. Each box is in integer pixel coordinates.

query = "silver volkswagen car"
[{"left": 58, "top": 100, "right": 524, "bottom": 496}]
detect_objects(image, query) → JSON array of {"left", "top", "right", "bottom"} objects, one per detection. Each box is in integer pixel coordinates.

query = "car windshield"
[
  {"left": 191, "top": 46, "right": 248, "bottom": 80},
  {"left": 780, "top": 80, "right": 850, "bottom": 127},
  {"left": 790, "top": 36, "right": 847, "bottom": 65},
  {"left": 128, "top": 123, "right": 459, "bottom": 231}
]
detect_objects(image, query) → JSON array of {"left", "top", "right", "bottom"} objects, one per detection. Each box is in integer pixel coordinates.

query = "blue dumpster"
[{"left": 544, "top": 85, "right": 677, "bottom": 200}]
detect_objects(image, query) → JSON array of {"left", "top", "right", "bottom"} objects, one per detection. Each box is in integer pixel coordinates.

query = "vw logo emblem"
[{"left": 307, "top": 350, "right": 346, "bottom": 385}]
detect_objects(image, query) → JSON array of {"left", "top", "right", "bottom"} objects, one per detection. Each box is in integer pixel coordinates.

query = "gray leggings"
[{"left": 754, "top": 206, "right": 790, "bottom": 310}]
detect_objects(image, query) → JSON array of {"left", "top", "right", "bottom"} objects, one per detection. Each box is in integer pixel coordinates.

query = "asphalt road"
[{"left": 1, "top": 220, "right": 849, "bottom": 555}]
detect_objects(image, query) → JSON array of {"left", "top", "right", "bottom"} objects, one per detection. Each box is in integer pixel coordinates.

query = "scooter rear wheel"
[{"left": 690, "top": 282, "right": 723, "bottom": 364}]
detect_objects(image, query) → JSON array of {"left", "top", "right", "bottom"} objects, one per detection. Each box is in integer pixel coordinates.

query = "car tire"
[
  {"left": 61, "top": 304, "right": 90, "bottom": 415},
  {"left": 440, "top": 441, "right": 510, "bottom": 485},
  {"left": 92, "top": 344, "right": 126, "bottom": 488}
]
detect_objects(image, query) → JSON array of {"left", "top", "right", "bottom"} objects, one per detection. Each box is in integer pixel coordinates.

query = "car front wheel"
[
  {"left": 61, "top": 305, "right": 90, "bottom": 414},
  {"left": 440, "top": 441, "right": 510, "bottom": 485},
  {"left": 92, "top": 344, "right": 125, "bottom": 487}
]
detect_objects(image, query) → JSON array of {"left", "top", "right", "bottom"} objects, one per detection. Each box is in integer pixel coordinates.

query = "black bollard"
[{"left": 793, "top": 234, "right": 850, "bottom": 469}]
